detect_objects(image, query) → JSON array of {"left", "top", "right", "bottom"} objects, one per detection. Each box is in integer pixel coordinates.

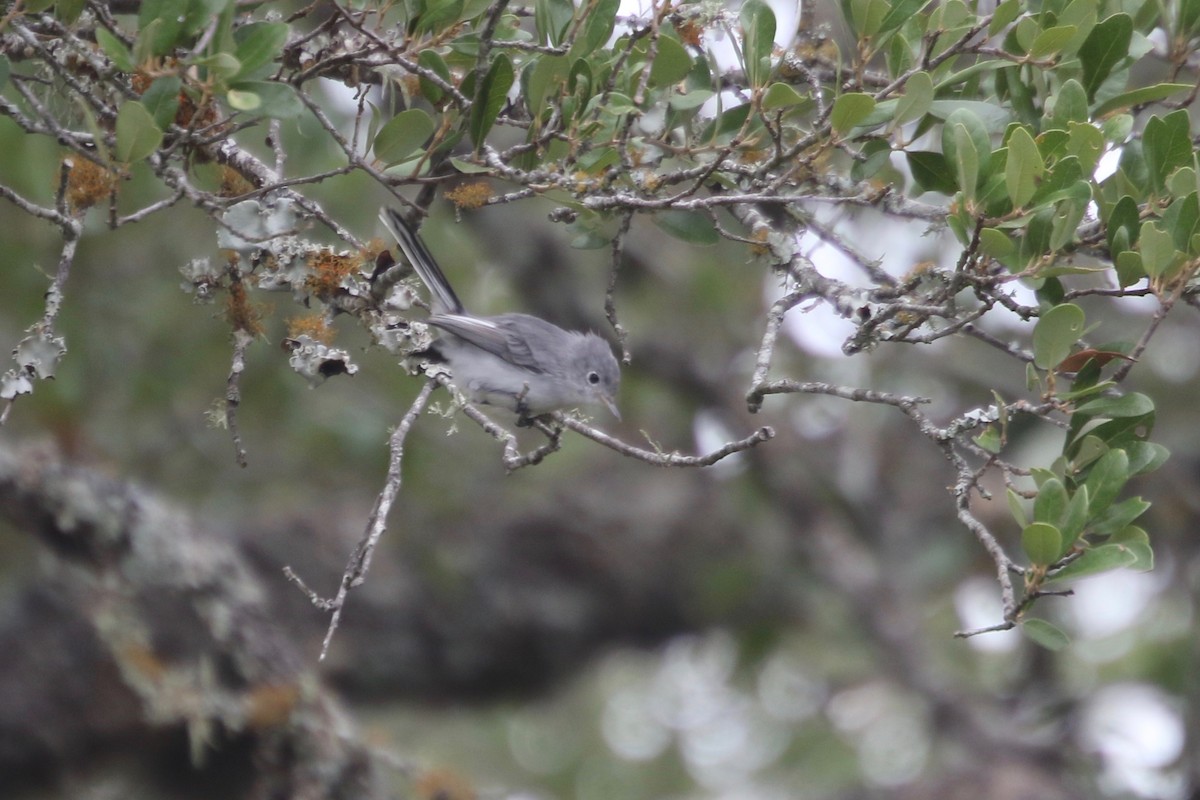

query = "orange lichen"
[
  {"left": 304, "top": 249, "right": 364, "bottom": 300},
  {"left": 62, "top": 156, "right": 118, "bottom": 212},
  {"left": 225, "top": 279, "right": 267, "bottom": 335},
  {"left": 176, "top": 87, "right": 219, "bottom": 131},
  {"left": 219, "top": 165, "right": 256, "bottom": 197},
  {"left": 118, "top": 643, "right": 167, "bottom": 682},
  {"left": 244, "top": 683, "right": 301, "bottom": 729},
  {"left": 749, "top": 225, "right": 771, "bottom": 256},
  {"left": 130, "top": 71, "right": 154, "bottom": 95},
  {"left": 445, "top": 181, "right": 493, "bottom": 210},
  {"left": 413, "top": 768, "right": 476, "bottom": 800},
  {"left": 677, "top": 19, "right": 704, "bottom": 48},
  {"left": 286, "top": 314, "right": 335, "bottom": 343},
  {"left": 361, "top": 237, "right": 387, "bottom": 263}
]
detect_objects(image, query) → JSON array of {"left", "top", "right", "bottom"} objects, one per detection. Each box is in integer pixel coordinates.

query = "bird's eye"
[{"left": 587, "top": 371, "right": 601, "bottom": 385}]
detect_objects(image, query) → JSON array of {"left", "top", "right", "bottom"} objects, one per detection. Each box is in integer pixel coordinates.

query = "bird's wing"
[{"left": 428, "top": 313, "right": 549, "bottom": 373}]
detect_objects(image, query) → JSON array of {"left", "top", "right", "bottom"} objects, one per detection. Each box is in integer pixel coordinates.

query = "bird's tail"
[{"left": 380, "top": 208, "right": 464, "bottom": 314}]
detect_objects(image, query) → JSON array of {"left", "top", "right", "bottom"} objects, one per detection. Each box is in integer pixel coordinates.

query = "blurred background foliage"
[{"left": 2, "top": 0, "right": 1200, "bottom": 798}]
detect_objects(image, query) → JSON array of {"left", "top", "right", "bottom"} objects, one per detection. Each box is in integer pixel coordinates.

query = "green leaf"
[
  {"left": 740, "top": 0, "right": 777, "bottom": 87},
  {"left": 894, "top": 71, "right": 933, "bottom": 125},
  {"left": 1048, "top": 543, "right": 1137, "bottom": 582},
  {"left": 1057, "top": 0, "right": 1097, "bottom": 48},
  {"left": 878, "top": 0, "right": 932, "bottom": 35},
  {"left": 140, "top": 76, "right": 182, "bottom": 130},
  {"left": 418, "top": 49, "right": 453, "bottom": 105},
  {"left": 927, "top": 100, "right": 1011, "bottom": 133},
  {"left": 225, "top": 88, "right": 261, "bottom": 111},
  {"left": 1007, "top": 487, "right": 1028, "bottom": 528},
  {"left": 232, "top": 21, "right": 287, "bottom": 81},
  {"left": 228, "top": 81, "right": 302, "bottom": 119},
  {"left": 374, "top": 108, "right": 436, "bottom": 165},
  {"left": 1033, "top": 478, "right": 1068, "bottom": 526},
  {"left": 856, "top": 98, "right": 899, "bottom": 130},
  {"left": 1168, "top": 168, "right": 1198, "bottom": 203},
  {"left": 1082, "top": 447, "right": 1130, "bottom": 516},
  {"left": 989, "top": 0, "right": 1021, "bottom": 35},
  {"left": 1032, "top": 303, "right": 1085, "bottom": 370},
  {"left": 567, "top": 218, "right": 611, "bottom": 249},
  {"left": 1059, "top": 485, "right": 1089, "bottom": 545},
  {"left": 56, "top": 0, "right": 86, "bottom": 23},
  {"left": 1023, "top": 522, "right": 1063, "bottom": 566},
  {"left": 449, "top": 156, "right": 491, "bottom": 174},
  {"left": 192, "top": 51, "right": 241, "bottom": 79},
  {"left": 1143, "top": 109, "right": 1192, "bottom": 196},
  {"left": 907, "top": 151, "right": 957, "bottom": 195},
  {"left": 1126, "top": 441, "right": 1170, "bottom": 475},
  {"left": 470, "top": 54, "right": 514, "bottom": 147},
  {"left": 851, "top": 139, "right": 892, "bottom": 182},
  {"left": 1005, "top": 126, "right": 1043, "bottom": 208},
  {"left": 887, "top": 29, "right": 914, "bottom": 75},
  {"left": 96, "top": 27, "right": 135, "bottom": 72},
  {"left": 973, "top": 425, "right": 1002, "bottom": 454},
  {"left": 1105, "top": 194, "right": 1140, "bottom": 253},
  {"left": 184, "top": 0, "right": 232, "bottom": 36},
  {"left": 1067, "top": 121, "right": 1105, "bottom": 176},
  {"left": 525, "top": 55, "right": 569, "bottom": 116},
  {"left": 760, "top": 83, "right": 805, "bottom": 111},
  {"left": 138, "top": 0, "right": 189, "bottom": 56},
  {"left": 1091, "top": 496, "right": 1150, "bottom": 536},
  {"left": 1075, "top": 392, "right": 1154, "bottom": 419},
  {"left": 1101, "top": 113, "right": 1133, "bottom": 144},
  {"left": 702, "top": 102, "right": 752, "bottom": 143},
  {"left": 115, "top": 100, "right": 164, "bottom": 163},
  {"left": 979, "top": 228, "right": 1015, "bottom": 260},
  {"left": 1030, "top": 25, "right": 1078, "bottom": 59},
  {"left": 1078, "top": 13, "right": 1132, "bottom": 101},
  {"left": 1049, "top": 79, "right": 1089, "bottom": 128},
  {"left": 1048, "top": 181, "right": 1091, "bottom": 251},
  {"left": 575, "top": 0, "right": 620, "bottom": 57},
  {"left": 1074, "top": 415, "right": 1154, "bottom": 459},
  {"left": 653, "top": 210, "right": 719, "bottom": 245},
  {"left": 831, "top": 93, "right": 876, "bottom": 136},
  {"left": 534, "top": 0, "right": 574, "bottom": 46},
  {"left": 670, "top": 89, "right": 716, "bottom": 111},
  {"left": 1139, "top": 220, "right": 1181, "bottom": 278},
  {"left": 1108, "top": 526, "right": 1153, "bottom": 571},
  {"left": 1179, "top": 0, "right": 1200, "bottom": 38},
  {"left": 848, "top": 0, "right": 889, "bottom": 37},
  {"left": 1022, "top": 618, "right": 1070, "bottom": 650},
  {"left": 942, "top": 107, "right": 992, "bottom": 200},
  {"left": 415, "top": 0, "right": 465, "bottom": 34},
  {"left": 649, "top": 35, "right": 692, "bottom": 87},
  {"left": 1092, "top": 83, "right": 1193, "bottom": 117}
]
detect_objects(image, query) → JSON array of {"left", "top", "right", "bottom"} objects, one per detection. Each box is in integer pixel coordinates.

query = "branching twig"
[
  {"left": 284, "top": 379, "right": 437, "bottom": 660},
  {"left": 554, "top": 413, "right": 775, "bottom": 466}
]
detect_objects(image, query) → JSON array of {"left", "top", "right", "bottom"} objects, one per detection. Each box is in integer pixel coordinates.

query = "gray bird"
[{"left": 381, "top": 209, "right": 621, "bottom": 420}]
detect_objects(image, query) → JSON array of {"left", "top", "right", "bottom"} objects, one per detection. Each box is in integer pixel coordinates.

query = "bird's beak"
[{"left": 601, "top": 394, "right": 621, "bottom": 421}]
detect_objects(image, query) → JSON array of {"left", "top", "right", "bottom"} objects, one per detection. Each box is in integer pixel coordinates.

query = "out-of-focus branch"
[{"left": 0, "top": 442, "right": 400, "bottom": 797}]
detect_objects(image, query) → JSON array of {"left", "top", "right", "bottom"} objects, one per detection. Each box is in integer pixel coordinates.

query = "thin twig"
[
  {"left": 225, "top": 329, "right": 253, "bottom": 468},
  {"left": 285, "top": 379, "right": 437, "bottom": 660},
  {"left": 606, "top": 210, "right": 633, "bottom": 363},
  {"left": 554, "top": 414, "right": 775, "bottom": 467}
]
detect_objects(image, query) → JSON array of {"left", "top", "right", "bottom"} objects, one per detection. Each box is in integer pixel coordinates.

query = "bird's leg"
[{"left": 514, "top": 383, "right": 534, "bottom": 427}]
